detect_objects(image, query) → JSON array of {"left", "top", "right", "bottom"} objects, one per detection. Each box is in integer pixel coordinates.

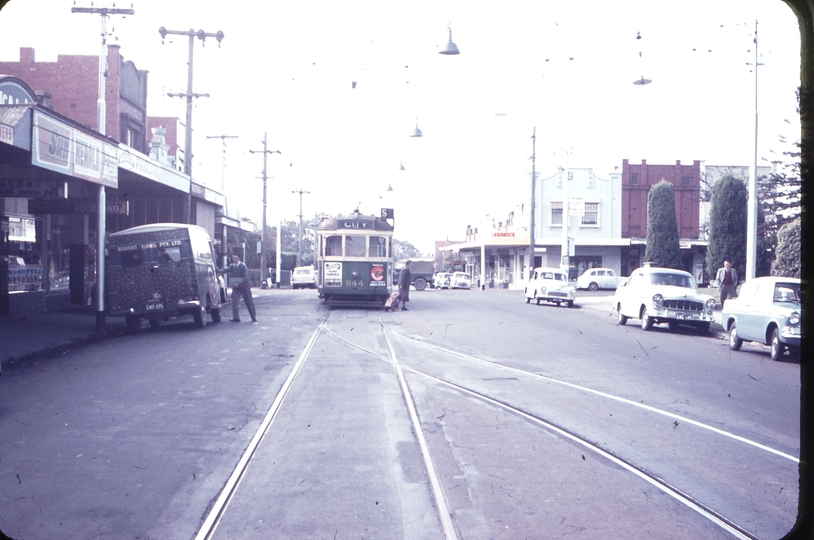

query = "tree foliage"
[
  {"left": 394, "top": 239, "right": 422, "bottom": 260},
  {"left": 772, "top": 216, "right": 801, "bottom": 278},
  {"left": 644, "top": 180, "right": 683, "bottom": 269},
  {"left": 706, "top": 174, "right": 748, "bottom": 280}
]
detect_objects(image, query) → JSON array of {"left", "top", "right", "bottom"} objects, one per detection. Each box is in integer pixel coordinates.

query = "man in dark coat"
[{"left": 398, "top": 260, "right": 412, "bottom": 311}]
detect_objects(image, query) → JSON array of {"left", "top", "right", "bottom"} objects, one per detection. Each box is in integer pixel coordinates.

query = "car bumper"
[
  {"left": 652, "top": 308, "right": 713, "bottom": 323},
  {"left": 780, "top": 326, "right": 802, "bottom": 346}
]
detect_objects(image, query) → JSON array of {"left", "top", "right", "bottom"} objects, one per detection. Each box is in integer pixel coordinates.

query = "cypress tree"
[
  {"left": 706, "top": 174, "right": 748, "bottom": 280},
  {"left": 772, "top": 216, "right": 801, "bottom": 278},
  {"left": 644, "top": 180, "right": 683, "bottom": 269}
]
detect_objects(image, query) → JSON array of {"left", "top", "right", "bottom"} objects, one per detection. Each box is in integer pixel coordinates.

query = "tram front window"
[
  {"left": 326, "top": 236, "right": 343, "bottom": 256},
  {"left": 371, "top": 236, "right": 387, "bottom": 257},
  {"left": 346, "top": 235, "right": 367, "bottom": 257}
]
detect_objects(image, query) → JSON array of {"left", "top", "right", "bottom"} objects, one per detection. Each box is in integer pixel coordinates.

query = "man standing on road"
[
  {"left": 398, "top": 260, "right": 412, "bottom": 311},
  {"left": 715, "top": 259, "right": 738, "bottom": 308},
  {"left": 219, "top": 253, "right": 257, "bottom": 322}
]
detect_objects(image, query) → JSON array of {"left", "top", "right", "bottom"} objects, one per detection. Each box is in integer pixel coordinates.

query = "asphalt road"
[{"left": 0, "top": 289, "right": 800, "bottom": 539}]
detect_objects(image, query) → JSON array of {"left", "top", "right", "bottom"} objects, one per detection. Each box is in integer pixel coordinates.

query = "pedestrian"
[
  {"left": 398, "top": 260, "right": 412, "bottom": 311},
  {"left": 219, "top": 253, "right": 257, "bottom": 322},
  {"left": 715, "top": 259, "right": 738, "bottom": 308}
]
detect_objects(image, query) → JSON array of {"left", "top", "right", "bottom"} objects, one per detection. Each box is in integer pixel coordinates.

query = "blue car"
[{"left": 721, "top": 276, "right": 802, "bottom": 360}]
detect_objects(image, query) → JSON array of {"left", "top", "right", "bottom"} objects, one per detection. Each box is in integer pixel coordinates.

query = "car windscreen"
[
  {"left": 774, "top": 283, "right": 801, "bottom": 304},
  {"left": 649, "top": 273, "right": 693, "bottom": 288}
]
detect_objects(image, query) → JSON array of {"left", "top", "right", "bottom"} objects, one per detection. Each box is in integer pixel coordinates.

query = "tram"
[{"left": 315, "top": 211, "right": 394, "bottom": 307}]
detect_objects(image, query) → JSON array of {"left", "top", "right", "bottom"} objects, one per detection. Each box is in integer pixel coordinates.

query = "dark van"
[{"left": 106, "top": 223, "right": 226, "bottom": 332}]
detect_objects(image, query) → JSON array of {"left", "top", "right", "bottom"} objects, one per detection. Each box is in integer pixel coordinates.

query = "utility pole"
[
  {"left": 72, "top": 3, "right": 134, "bottom": 334},
  {"left": 292, "top": 187, "right": 311, "bottom": 265},
  {"left": 159, "top": 26, "right": 224, "bottom": 224},
  {"left": 206, "top": 134, "right": 238, "bottom": 193},
  {"left": 529, "top": 127, "right": 536, "bottom": 276},
  {"left": 746, "top": 20, "right": 763, "bottom": 281},
  {"left": 249, "top": 133, "right": 281, "bottom": 285}
]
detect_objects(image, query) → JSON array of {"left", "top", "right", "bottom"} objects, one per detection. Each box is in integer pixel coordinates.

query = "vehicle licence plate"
[{"left": 145, "top": 302, "right": 164, "bottom": 311}]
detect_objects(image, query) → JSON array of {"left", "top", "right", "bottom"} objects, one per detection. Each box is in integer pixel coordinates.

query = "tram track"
[
  {"left": 325, "top": 316, "right": 792, "bottom": 539},
  {"left": 193, "top": 308, "right": 793, "bottom": 539}
]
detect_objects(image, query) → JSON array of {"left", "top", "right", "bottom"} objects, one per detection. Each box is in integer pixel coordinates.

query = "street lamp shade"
[
  {"left": 410, "top": 123, "right": 423, "bottom": 137},
  {"left": 439, "top": 24, "right": 460, "bottom": 55},
  {"left": 633, "top": 76, "right": 652, "bottom": 86},
  {"left": 399, "top": 161, "right": 405, "bottom": 170}
]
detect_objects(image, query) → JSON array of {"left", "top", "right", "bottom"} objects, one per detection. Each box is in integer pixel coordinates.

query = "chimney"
[
  {"left": 20, "top": 47, "right": 35, "bottom": 63},
  {"left": 149, "top": 126, "right": 170, "bottom": 163}
]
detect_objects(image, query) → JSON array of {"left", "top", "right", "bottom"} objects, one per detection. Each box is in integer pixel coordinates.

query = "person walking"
[
  {"left": 398, "top": 260, "right": 412, "bottom": 311},
  {"left": 715, "top": 259, "right": 738, "bottom": 308},
  {"left": 219, "top": 253, "right": 257, "bottom": 322}
]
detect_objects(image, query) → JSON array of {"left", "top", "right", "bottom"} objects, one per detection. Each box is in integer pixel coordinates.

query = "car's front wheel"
[
  {"left": 640, "top": 308, "right": 654, "bottom": 331},
  {"left": 770, "top": 327, "right": 785, "bottom": 361},
  {"left": 729, "top": 323, "right": 743, "bottom": 350},
  {"left": 616, "top": 305, "right": 628, "bottom": 326},
  {"left": 588, "top": 282, "right": 599, "bottom": 292}
]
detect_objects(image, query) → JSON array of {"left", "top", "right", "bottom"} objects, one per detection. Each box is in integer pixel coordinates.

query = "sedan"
[
  {"left": 524, "top": 267, "right": 575, "bottom": 308},
  {"left": 576, "top": 267, "right": 623, "bottom": 291},
  {"left": 721, "top": 276, "right": 801, "bottom": 360},
  {"left": 450, "top": 271, "right": 472, "bottom": 289},
  {"left": 434, "top": 272, "right": 452, "bottom": 289},
  {"left": 613, "top": 265, "right": 715, "bottom": 334}
]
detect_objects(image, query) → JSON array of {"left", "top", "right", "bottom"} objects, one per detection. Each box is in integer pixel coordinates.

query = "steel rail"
[{"left": 192, "top": 321, "right": 326, "bottom": 540}]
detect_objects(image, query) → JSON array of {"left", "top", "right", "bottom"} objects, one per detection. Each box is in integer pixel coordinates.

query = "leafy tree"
[
  {"left": 706, "top": 174, "right": 747, "bottom": 280},
  {"left": 772, "top": 216, "right": 801, "bottom": 278},
  {"left": 644, "top": 180, "right": 682, "bottom": 269},
  {"left": 393, "top": 239, "right": 422, "bottom": 260}
]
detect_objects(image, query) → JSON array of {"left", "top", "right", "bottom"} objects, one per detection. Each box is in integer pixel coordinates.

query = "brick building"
[
  {"left": 0, "top": 46, "right": 148, "bottom": 153},
  {"left": 621, "top": 159, "right": 701, "bottom": 240}
]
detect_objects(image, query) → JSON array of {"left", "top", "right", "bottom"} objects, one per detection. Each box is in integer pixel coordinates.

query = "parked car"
[
  {"left": 576, "top": 267, "right": 622, "bottom": 291},
  {"left": 524, "top": 267, "right": 575, "bottom": 308},
  {"left": 434, "top": 272, "right": 452, "bottom": 290},
  {"left": 720, "top": 276, "right": 801, "bottom": 360},
  {"left": 450, "top": 271, "right": 472, "bottom": 289},
  {"left": 291, "top": 266, "right": 317, "bottom": 289},
  {"left": 612, "top": 265, "right": 715, "bottom": 334}
]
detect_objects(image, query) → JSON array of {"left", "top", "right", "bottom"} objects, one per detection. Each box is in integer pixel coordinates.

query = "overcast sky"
[{"left": 0, "top": 0, "right": 802, "bottom": 254}]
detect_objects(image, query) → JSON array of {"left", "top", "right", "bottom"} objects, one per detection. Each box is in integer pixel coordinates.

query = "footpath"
[
  {"left": 0, "top": 290, "right": 725, "bottom": 374},
  {"left": 0, "top": 288, "right": 278, "bottom": 374}
]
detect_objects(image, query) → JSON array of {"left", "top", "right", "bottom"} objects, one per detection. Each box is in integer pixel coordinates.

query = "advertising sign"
[{"left": 32, "top": 110, "right": 118, "bottom": 188}]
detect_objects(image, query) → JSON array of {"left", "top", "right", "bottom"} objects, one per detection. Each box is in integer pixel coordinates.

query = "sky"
[{"left": 0, "top": 0, "right": 802, "bottom": 254}]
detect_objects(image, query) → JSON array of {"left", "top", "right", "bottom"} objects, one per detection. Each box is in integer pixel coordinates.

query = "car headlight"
[
  {"left": 652, "top": 293, "right": 663, "bottom": 305},
  {"left": 789, "top": 311, "right": 801, "bottom": 325},
  {"left": 706, "top": 298, "right": 715, "bottom": 314},
  {"left": 540, "top": 287, "right": 547, "bottom": 295}
]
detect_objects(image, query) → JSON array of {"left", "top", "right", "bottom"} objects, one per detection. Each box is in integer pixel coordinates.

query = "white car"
[
  {"left": 291, "top": 266, "right": 317, "bottom": 289},
  {"left": 434, "top": 272, "right": 452, "bottom": 289},
  {"left": 577, "top": 267, "right": 622, "bottom": 291},
  {"left": 524, "top": 267, "right": 575, "bottom": 308},
  {"left": 613, "top": 265, "right": 715, "bottom": 334},
  {"left": 450, "top": 271, "right": 472, "bottom": 289}
]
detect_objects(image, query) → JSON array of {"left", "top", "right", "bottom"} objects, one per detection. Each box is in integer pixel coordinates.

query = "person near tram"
[
  {"left": 397, "top": 260, "right": 412, "bottom": 311},
  {"left": 219, "top": 253, "right": 257, "bottom": 322}
]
